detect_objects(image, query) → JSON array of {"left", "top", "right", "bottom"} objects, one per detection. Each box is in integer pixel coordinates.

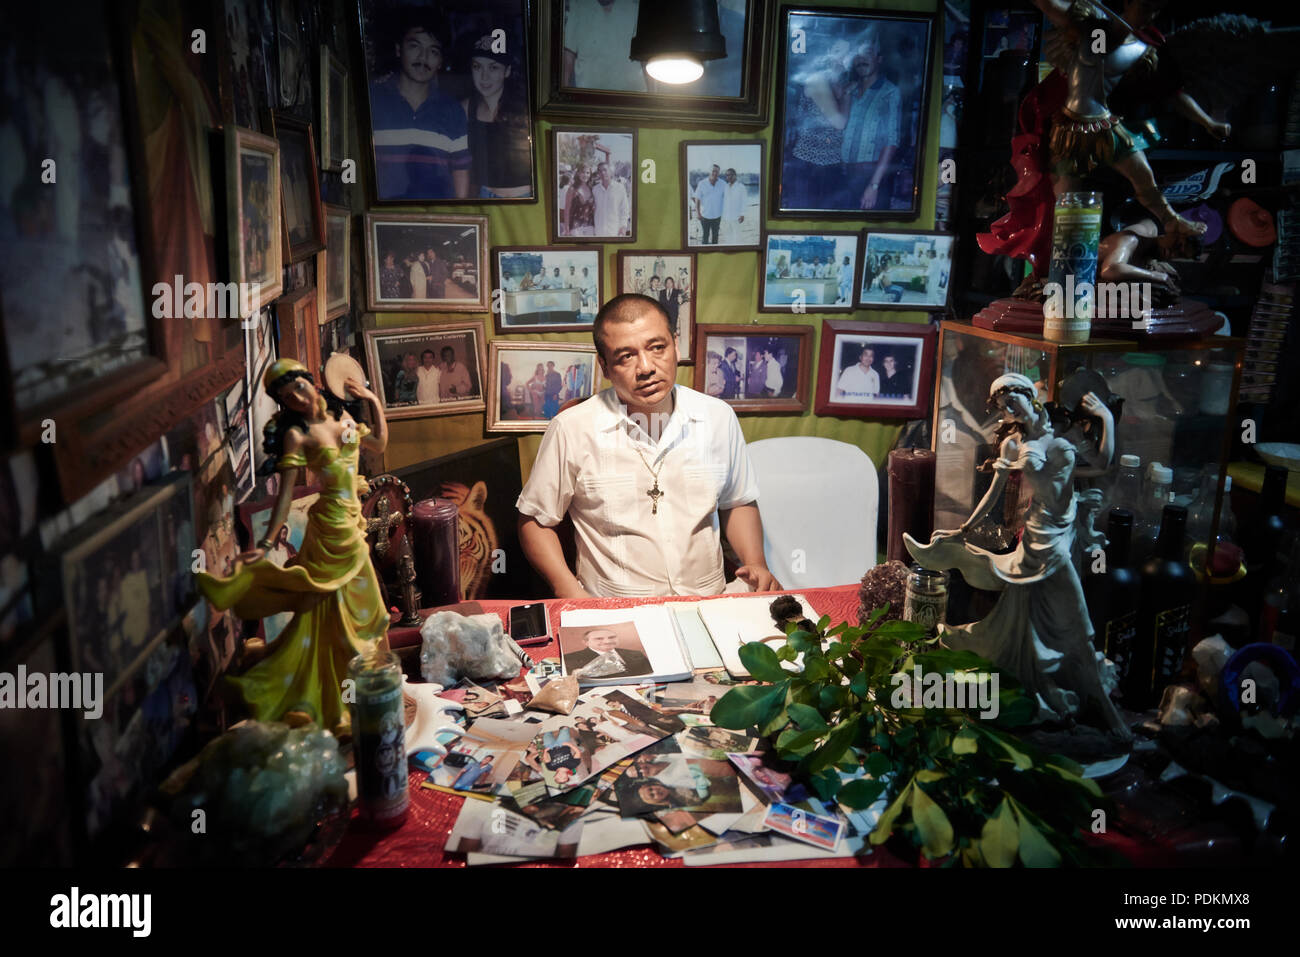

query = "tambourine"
[{"left": 322, "top": 352, "right": 368, "bottom": 400}]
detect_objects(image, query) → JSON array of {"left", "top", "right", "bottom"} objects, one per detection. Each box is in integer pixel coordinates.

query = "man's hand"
[{"left": 735, "top": 564, "right": 780, "bottom": 592}]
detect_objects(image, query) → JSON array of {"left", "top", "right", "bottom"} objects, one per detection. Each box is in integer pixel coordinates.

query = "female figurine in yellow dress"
[{"left": 196, "top": 358, "right": 390, "bottom": 735}]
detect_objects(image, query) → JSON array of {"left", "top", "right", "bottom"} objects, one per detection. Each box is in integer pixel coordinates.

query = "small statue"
[
  {"left": 905, "top": 373, "right": 1131, "bottom": 738},
  {"left": 195, "top": 358, "right": 390, "bottom": 736}
]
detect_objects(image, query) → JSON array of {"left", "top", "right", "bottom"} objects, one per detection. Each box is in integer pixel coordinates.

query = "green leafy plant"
[{"left": 710, "top": 607, "right": 1119, "bottom": 867}]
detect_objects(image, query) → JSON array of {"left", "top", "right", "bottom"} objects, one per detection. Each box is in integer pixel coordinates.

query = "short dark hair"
[
  {"left": 591, "top": 294, "right": 672, "bottom": 361},
  {"left": 422, "top": 349, "right": 436, "bottom": 359},
  {"left": 441, "top": 346, "right": 455, "bottom": 358}
]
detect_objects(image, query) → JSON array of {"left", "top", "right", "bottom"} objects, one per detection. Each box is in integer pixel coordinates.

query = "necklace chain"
[{"left": 632, "top": 442, "right": 667, "bottom": 514}]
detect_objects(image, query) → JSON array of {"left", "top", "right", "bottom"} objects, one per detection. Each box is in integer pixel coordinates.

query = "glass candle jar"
[
  {"left": 1044, "top": 191, "right": 1102, "bottom": 343},
  {"left": 904, "top": 566, "right": 950, "bottom": 637},
  {"left": 348, "top": 649, "right": 409, "bottom": 828}
]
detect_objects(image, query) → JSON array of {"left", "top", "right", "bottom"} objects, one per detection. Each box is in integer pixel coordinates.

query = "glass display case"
[{"left": 931, "top": 321, "right": 1246, "bottom": 556}]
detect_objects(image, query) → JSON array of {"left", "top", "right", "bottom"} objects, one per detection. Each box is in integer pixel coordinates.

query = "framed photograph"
[
  {"left": 859, "top": 230, "right": 953, "bottom": 310},
  {"left": 59, "top": 473, "right": 197, "bottom": 697},
  {"left": 357, "top": 0, "right": 537, "bottom": 203},
  {"left": 772, "top": 7, "right": 935, "bottom": 219},
  {"left": 391, "top": 438, "right": 548, "bottom": 599},
  {"left": 323, "top": 204, "right": 351, "bottom": 319},
  {"left": 759, "top": 231, "right": 860, "bottom": 313},
  {"left": 216, "top": 0, "right": 274, "bottom": 131},
  {"left": 363, "top": 320, "right": 487, "bottom": 419},
  {"left": 487, "top": 341, "right": 602, "bottom": 432},
  {"left": 814, "top": 319, "right": 938, "bottom": 419},
  {"left": 692, "top": 323, "right": 812, "bottom": 413},
  {"left": 615, "top": 250, "right": 697, "bottom": 363},
  {"left": 224, "top": 126, "right": 284, "bottom": 315},
  {"left": 550, "top": 127, "right": 636, "bottom": 242},
  {"left": 681, "top": 141, "right": 764, "bottom": 250},
  {"left": 319, "top": 45, "right": 349, "bottom": 171},
  {"left": 238, "top": 484, "right": 322, "bottom": 641},
  {"left": 276, "top": 286, "right": 322, "bottom": 379},
  {"left": 493, "top": 247, "right": 601, "bottom": 333},
  {"left": 537, "top": 0, "right": 775, "bottom": 129},
  {"left": 363, "top": 212, "right": 489, "bottom": 311},
  {"left": 273, "top": 113, "right": 326, "bottom": 262}
]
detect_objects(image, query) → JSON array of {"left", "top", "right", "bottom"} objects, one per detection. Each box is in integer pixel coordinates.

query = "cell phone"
[{"left": 509, "top": 602, "right": 551, "bottom": 645}]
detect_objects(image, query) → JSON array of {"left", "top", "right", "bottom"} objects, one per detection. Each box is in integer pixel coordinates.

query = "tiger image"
[{"left": 438, "top": 481, "right": 498, "bottom": 600}]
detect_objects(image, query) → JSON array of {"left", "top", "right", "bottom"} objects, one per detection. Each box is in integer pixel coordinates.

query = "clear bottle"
[
  {"left": 1106, "top": 453, "right": 1143, "bottom": 517},
  {"left": 1134, "top": 462, "right": 1173, "bottom": 560},
  {"left": 1186, "top": 470, "right": 1236, "bottom": 554}
]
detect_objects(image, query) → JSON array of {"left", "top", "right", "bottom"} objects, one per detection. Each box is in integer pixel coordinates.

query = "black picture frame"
[{"left": 771, "top": 6, "right": 936, "bottom": 220}]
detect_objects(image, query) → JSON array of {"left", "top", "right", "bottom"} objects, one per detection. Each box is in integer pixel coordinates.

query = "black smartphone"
[{"left": 508, "top": 602, "right": 551, "bottom": 645}]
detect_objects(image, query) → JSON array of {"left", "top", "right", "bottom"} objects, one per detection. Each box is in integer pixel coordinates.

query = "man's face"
[
  {"left": 422, "top": 353, "right": 435, "bottom": 368},
  {"left": 396, "top": 28, "right": 442, "bottom": 84},
  {"left": 709, "top": 165, "right": 720, "bottom": 183},
  {"left": 725, "top": 169, "right": 736, "bottom": 185},
  {"left": 598, "top": 163, "right": 611, "bottom": 186},
  {"left": 442, "top": 348, "right": 455, "bottom": 366},
  {"left": 854, "top": 41, "right": 881, "bottom": 75},
  {"left": 860, "top": 349, "right": 874, "bottom": 369},
  {"left": 649, "top": 277, "right": 660, "bottom": 292},
  {"left": 585, "top": 629, "right": 618, "bottom": 654},
  {"left": 426, "top": 248, "right": 436, "bottom": 261},
  {"left": 598, "top": 307, "right": 678, "bottom": 410}
]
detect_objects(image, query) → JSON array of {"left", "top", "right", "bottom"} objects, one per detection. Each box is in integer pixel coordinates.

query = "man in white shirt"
[
  {"left": 562, "top": 0, "right": 646, "bottom": 92},
  {"left": 416, "top": 348, "right": 442, "bottom": 404},
  {"left": 517, "top": 294, "right": 780, "bottom": 598},
  {"left": 592, "top": 162, "right": 630, "bottom": 237},
  {"left": 836, "top": 347, "right": 880, "bottom": 399},
  {"left": 764, "top": 348, "right": 783, "bottom": 397},
  {"left": 692, "top": 165, "right": 726, "bottom": 245},
  {"left": 719, "top": 168, "right": 747, "bottom": 245}
]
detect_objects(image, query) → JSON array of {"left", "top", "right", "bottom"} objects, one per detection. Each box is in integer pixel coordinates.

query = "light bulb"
[{"left": 646, "top": 56, "right": 703, "bottom": 84}]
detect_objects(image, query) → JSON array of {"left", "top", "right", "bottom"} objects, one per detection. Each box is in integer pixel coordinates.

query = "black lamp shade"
[{"left": 630, "top": 0, "right": 727, "bottom": 63}]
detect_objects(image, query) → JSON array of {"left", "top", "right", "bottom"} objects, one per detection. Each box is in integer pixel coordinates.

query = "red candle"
[
  {"left": 410, "top": 499, "right": 461, "bottom": 607},
  {"left": 887, "top": 449, "right": 936, "bottom": 563}
]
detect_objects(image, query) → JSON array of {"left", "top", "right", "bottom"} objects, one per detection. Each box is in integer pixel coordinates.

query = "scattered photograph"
[
  {"left": 363, "top": 321, "right": 487, "bottom": 420},
  {"left": 493, "top": 247, "right": 601, "bottom": 332},
  {"left": 681, "top": 140, "right": 764, "bottom": 249},
  {"left": 615, "top": 755, "right": 742, "bottom": 816},
  {"left": 364, "top": 212, "right": 489, "bottom": 311},
  {"left": 813, "top": 319, "right": 938, "bottom": 420},
  {"left": 693, "top": 324, "right": 813, "bottom": 413},
  {"left": 760, "top": 232, "right": 860, "bottom": 311},
  {"left": 560, "top": 622, "right": 652, "bottom": 683},
  {"left": 763, "top": 801, "right": 845, "bottom": 850},
  {"left": 616, "top": 250, "right": 696, "bottom": 362},
  {"left": 487, "top": 342, "right": 602, "bottom": 432},
  {"left": 859, "top": 230, "right": 954, "bottom": 309},
  {"left": 728, "top": 752, "right": 796, "bottom": 803},
  {"left": 551, "top": 128, "right": 636, "bottom": 241},
  {"left": 358, "top": 0, "right": 537, "bottom": 202},
  {"left": 773, "top": 8, "right": 935, "bottom": 218}
]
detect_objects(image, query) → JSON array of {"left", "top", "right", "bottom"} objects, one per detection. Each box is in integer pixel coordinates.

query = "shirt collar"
[{"left": 594, "top": 385, "right": 704, "bottom": 435}]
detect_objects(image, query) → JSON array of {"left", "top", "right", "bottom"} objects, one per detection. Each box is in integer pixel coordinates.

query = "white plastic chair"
[{"left": 745, "top": 437, "right": 878, "bottom": 589}]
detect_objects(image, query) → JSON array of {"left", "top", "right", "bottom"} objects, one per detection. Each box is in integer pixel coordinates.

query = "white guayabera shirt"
[{"left": 517, "top": 385, "right": 759, "bottom": 597}]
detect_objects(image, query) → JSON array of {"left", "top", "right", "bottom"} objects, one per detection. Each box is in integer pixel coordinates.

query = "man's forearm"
[
  {"left": 518, "top": 515, "right": 589, "bottom": 598},
  {"left": 719, "top": 502, "right": 769, "bottom": 570}
]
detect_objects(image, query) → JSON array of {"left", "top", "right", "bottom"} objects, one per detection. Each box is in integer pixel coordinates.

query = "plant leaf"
[
  {"left": 1014, "top": 803, "right": 1062, "bottom": 867},
  {"left": 738, "top": 642, "right": 789, "bottom": 682},
  {"left": 787, "top": 702, "right": 827, "bottom": 731},
  {"left": 909, "top": 783, "right": 955, "bottom": 858},
  {"left": 864, "top": 750, "right": 892, "bottom": 778},
  {"left": 806, "top": 717, "right": 859, "bottom": 774},
  {"left": 869, "top": 780, "right": 914, "bottom": 845},
  {"left": 710, "top": 681, "right": 787, "bottom": 730},
  {"left": 915, "top": 769, "right": 947, "bottom": 783},
  {"left": 980, "top": 798, "right": 1018, "bottom": 868},
  {"left": 838, "top": 778, "right": 886, "bottom": 809},
  {"left": 952, "top": 727, "right": 979, "bottom": 754}
]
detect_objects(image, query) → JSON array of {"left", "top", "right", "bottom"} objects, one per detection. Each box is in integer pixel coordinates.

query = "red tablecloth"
[{"left": 326, "top": 585, "right": 872, "bottom": 868}]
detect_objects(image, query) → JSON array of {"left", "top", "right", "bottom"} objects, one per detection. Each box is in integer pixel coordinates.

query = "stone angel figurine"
[
  {"left": 905, "top": 373, "right": 1131, "bottom": 739},
  {"left": 195, "top": 358, "right": 390, "bottom": 736}
]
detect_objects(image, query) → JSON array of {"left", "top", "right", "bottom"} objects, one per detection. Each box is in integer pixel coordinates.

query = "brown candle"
[
  {"left": 887, "top": 448, "right": 936, "bottom": 563},
  {"left": 410, "top": 498, "right": 462, "bottom": 607}
]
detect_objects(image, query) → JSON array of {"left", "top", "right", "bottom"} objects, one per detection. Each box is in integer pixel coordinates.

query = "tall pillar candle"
[
  {"left": 1044, "top": 191, "right": 1102, "bottom": 343},
  {"left": 888, "top": 448, "right": 937, "bottom": 563},
  {"left": 410, "top": 498, "right": 462, "bottom": 606}
]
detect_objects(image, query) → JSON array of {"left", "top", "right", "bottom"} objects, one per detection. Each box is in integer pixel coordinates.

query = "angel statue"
[
  {"left": 904, "top": 374, "right": 1132, "bottom": 739},
  {"left": 979, "top": 0, "right": 1284, "bottom": 284}
]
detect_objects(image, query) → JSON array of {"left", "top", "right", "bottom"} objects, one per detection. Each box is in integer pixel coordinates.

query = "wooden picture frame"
[
  {"left": 273, "top": 112, "right": 327, "bottom": 263},
  {"left": 276, "top": 286, "right": 322, "bottom": 379},
  {"left": 363, "top": 212, "right": 490, "bottom": 312},
  {"left": 692, "top": 323, "right": 813, "bottom": 413},
  {"left": 363, "top": 320, "right": 488, "bottom": 420},
  {"left": 537, "top": 0, "right": 775, "bottom": 129},
  {"left": 550, "top": 127, "right": 637, "bottom": 243},
  {"left": 225, "top": 125, "right": 284, "bottom": 316},
  {"left": 615, "top": 249, "right": 698, "bottom": 363},
  {"left": 771, "top": 6, "right": 936, "bottom": 220},
  {"left": 759, "top": 231, "right": 861, "bottom": 313},
  {"left": 323, "top": 203, "right": 351, "bottom": 319},
  {"left": 487, "top": 340, "right": 602, "bottom": 432},
  {"left": 858, "top": 229, "right": 954, "bottom": 311},
  {"left": 319, "top": 45, "right": 348, "bottom": 172},
  {"left": 680, "top": 140, "right": 765, "bottom": 251},
  {"left": 813, "top": 319, "right": 937, "bottom": 419},
  {"left": 492, "top": 246, "right": 602, "bottom": 334}
]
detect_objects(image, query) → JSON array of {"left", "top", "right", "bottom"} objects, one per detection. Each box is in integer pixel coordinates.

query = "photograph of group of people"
[
  {"left": 366, "top": 214, "right": 486, "bottom": 309},
  {"left": 553, "top": 129, "right": 635, "bottom": 239},
  {"left": 682, "top": 141, "right": 763, "bottom": 249},
  {"left": 491, "top": 344, "right": 601, "bottom": 428},
  {"left": 859, "top": 230, "right": 953, "bottom": 308},
  {"left": 703, "top": 334, "right": 803, "bottom": 401},
  {"left": 617, "top": 251, "right": 695, "bottom": 361},
  {"left": 496, "top": 249, "right": 601, "bottom": 329},
  {"left": 359, "top": 0, "right": 535, "bottom": 201},
  {"left": 761, "top": 232, "right": 859, "bottom": 310},
  {"left": 776, "top": 9, "right": 933, "bottom": 216},
  {"left": 367, "top": 325, "right": 485, "bottom": 418}
]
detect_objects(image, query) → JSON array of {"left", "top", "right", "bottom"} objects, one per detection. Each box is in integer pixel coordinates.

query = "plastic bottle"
[
  {"left": 1134, "top": 461, "right": 1173, "bottom": 561},
  {"left": 1106, "top": 453, "right": 1143, "bottom": 517}
]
